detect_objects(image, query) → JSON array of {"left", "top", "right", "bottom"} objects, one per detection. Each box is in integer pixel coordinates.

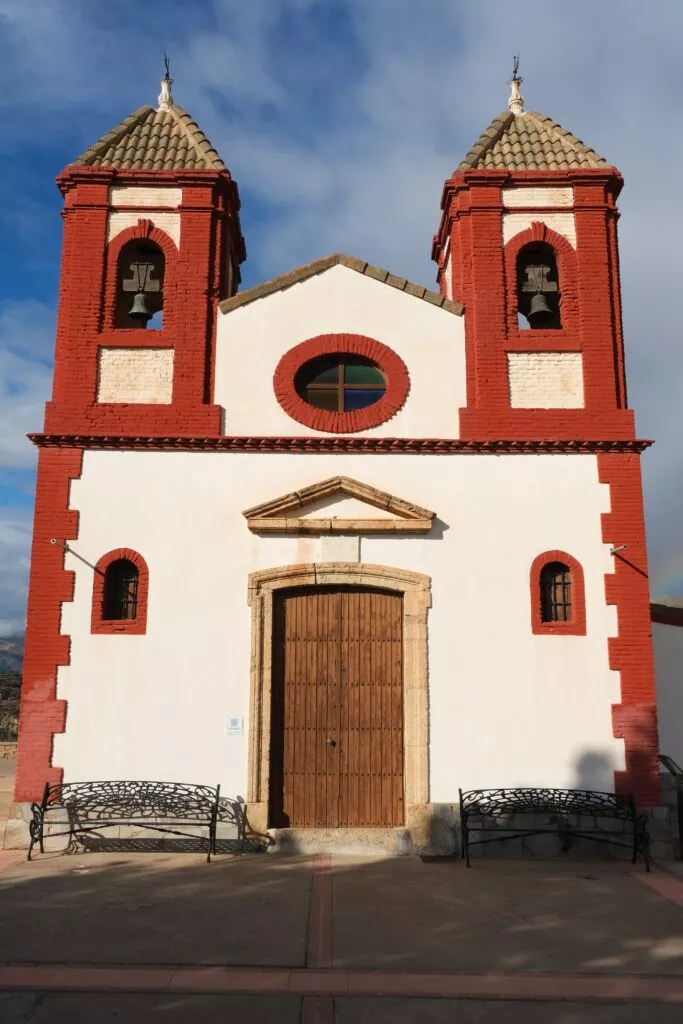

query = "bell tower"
[
  {"left": 433, "top": 71, "right": 632, "bottom": 442},
  {"left": 44, "top": 70, "right": 245, "bottom": 437},
  {"left": 15, "top": 74, "right": 246, "bottom": 802},
  {"left": 432, "top": 74, "right": 661, "bottom": 807}
]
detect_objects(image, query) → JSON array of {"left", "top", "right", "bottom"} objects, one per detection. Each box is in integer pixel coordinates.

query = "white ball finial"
[{"left": 158, "top": 55, "right": 174, "bottom": 111}]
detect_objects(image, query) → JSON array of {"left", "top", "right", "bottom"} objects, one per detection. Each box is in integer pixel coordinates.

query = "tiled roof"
[
  {"left": 219, "top": 253, "right": 463, "bottom": 316},
  {"left": 458, "top": 110, "right": 610, "bottom": 172},
  {"left": 71, "top": 104, "right": 226, "bottom": 171}
]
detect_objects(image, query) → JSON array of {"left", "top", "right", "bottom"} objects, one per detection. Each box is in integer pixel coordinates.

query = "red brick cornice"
[
  {"left": 27, "top": 434, "right": 654, "bottom": 454},
  {"left": 57, "top": 166, "right": 236, "bottom": 195},
  {"left": 273, "top": 334, "right": 410, "bottom": 433}
]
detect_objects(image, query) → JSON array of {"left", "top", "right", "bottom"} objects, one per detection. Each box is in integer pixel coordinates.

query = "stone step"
[{"left": 267, "top": 827, "right": 411, "bottom": 856}]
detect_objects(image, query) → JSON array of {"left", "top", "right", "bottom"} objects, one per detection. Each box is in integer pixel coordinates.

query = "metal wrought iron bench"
[
  {"left": 458, "top": 787, "right": 650, "bottom": 870},
  {"left": 28, "top": 780, "right": 242, "bottom": 863}
]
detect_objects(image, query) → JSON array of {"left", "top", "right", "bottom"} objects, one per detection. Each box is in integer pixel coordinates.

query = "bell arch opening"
[
  {"left": 115, "top": 239, "right": 165, "bottom": 329},
  {"left": 517, "top": 241, "right": 561, "bottom": 330}
]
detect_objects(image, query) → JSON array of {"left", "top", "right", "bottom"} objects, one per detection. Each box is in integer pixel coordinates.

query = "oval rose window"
[{"left": 295, "top": 354, "right": 386, "bottom": 412}]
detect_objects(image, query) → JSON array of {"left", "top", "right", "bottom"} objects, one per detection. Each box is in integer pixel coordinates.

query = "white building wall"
[
  {"left": 54, "top": 450, "right": 623, "bottom": 799},
  {"left": 653, "top": 621, "right": 683, "bottom": 765},
  {"left": 214, "top": 265, "right": 467, "bottom": 438}
]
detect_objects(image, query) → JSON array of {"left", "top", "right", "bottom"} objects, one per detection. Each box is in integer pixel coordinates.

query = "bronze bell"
[
  {"left": 527, "top": 291, "right": 553, "bottom": 321},
  {"left": 128, "top": 292, "right": 153, "bottom": 323}
]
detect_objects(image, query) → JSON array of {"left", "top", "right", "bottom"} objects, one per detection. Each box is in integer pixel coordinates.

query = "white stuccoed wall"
[
  {"left": 653, "top": 621, "right": 683, "bottom": 764},
  {"left": 54, "top": 450, "right": 623, "bottom": 799},
  {"left": 215, "top": 265, "right": 466, "bottom": 437}
]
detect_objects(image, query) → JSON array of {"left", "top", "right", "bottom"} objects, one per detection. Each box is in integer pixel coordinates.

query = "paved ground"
[{"left": 0, "top": 829, "right": 682, "bottom": 1021}]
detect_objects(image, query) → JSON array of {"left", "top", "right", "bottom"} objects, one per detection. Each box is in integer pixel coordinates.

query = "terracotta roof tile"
[
  {"left": 219, "top": 254, "right": 463, "bottom": 316},
  {"left": 458, "top": 110, "right": 610, "bottom": 172},
  {"left": 70, "top": 104, "right": 226, "bottom": 171}
]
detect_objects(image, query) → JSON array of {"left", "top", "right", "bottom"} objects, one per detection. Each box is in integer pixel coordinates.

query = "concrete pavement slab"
[
  {"left": 335, "top": 999, "right": 683, "bottom": 1024},
  {"left": 332, "top": 857, "right": 683, "bottom": 974},
  {"left": 0, "top": 852, "right": 313, "bottom": 966},
  {"left": 0, "top": 991, "right": 301, "bottom": 1023}
]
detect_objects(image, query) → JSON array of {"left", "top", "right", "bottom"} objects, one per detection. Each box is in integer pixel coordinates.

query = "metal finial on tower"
[
  {"left": 508, "top": 53, "right": 525, "bottom": 116},
  {"left": 158, "top": 54, "right": 174, "bottom": 111}
]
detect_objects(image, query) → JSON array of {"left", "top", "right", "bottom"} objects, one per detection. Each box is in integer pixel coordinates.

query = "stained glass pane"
[
  {"left": 343, "top": 389, "right": 385, "bottom": 411},
  {"left": 306, "top": 389, "right": 338, "bottom": 411},
  {"left": 343, "top": 362, "right": 385, "bottom": 385},
  {"left": 308, "top": 363, "right": 340, "bottom": 385}
]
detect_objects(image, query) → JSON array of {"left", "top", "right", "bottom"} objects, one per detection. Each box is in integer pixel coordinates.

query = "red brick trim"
[
  {"left": 273, "top": 334, "right": 410, "bottom": 433},
  {"left": 504, "top": 221, "right": 579, "bottom": 338},
  {"left": 530, "top": 550, "right": 586, "bottom": 636},
  {"left": 101, "top": 219, "right": 178, "bottom": 334},
  {"left": 28, "top": 434, "right": 653, "bottom": 454},
  {"left": 598, "top": 453, "right": 661, "bottom": 806},
  {"left": 14, "top": 449, "right": 83, "bottom": 802},
  {"left": 91, "top": 548, "right": 149, "bottom": 635}
]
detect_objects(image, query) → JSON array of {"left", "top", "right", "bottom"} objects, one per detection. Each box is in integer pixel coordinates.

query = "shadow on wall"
[{"left": 572, "top": 751, "right": 614, "bottom": 793}]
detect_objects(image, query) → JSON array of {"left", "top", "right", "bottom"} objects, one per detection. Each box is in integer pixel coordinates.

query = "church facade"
[{"left": 14, "top": 75, "right": 662, "bottom": 851}]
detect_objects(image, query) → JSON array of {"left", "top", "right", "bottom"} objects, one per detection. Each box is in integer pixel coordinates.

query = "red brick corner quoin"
[
  {"left": 273, "top": 333, "right": 410, "bottom": 433},
  {"left": 91, "top": 548, "right": 149, "bottom": 635},
  {"left": 14, "top": 448, "right": 83, "bottom": 802},
  {"left": 598, "top": 452, "right": 661, "bottom": 807},
  {"left": 530, "top": 550, "right": 586, "bottom": 636}
]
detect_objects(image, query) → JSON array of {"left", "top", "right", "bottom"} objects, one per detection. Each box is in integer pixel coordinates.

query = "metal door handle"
[{"left": 326, "top": 737, "right": 336, "bottom": 747}]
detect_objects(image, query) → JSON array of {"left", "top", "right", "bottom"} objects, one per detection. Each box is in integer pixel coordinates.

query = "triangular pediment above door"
[{"left": 243, "top": 476, "right": 435, "bottom": 534}]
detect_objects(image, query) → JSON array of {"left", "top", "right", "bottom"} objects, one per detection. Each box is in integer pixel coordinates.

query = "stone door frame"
[{"left": 246, "top": 562, "right": 431, "bottom": 834}]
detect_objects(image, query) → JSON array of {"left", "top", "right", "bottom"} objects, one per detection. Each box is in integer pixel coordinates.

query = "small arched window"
[
  {"left": 102, "top": 559, "right": 139, "bottom": 620},
  {"left": 530, "top": 551, "right": 586, "bottom": 636},
  {"left": 540, "top": 561, "right": 572, "bottom": 622},
  {"left": 517, "top": 242, "right": 561, "bottom": 330},
  {"left": 91, "top": 549, "right": 149, "bottom": 635},
  {"left": 115, "top": 239, "right": 165, "bottom": 329}
]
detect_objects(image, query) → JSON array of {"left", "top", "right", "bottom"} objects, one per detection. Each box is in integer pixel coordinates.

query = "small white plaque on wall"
[
  {"left": 227, "top": 717, "right": 243, "bottom": 736},
  {"left": 320, "top": 534, "right": 360, "bottom": 562},
  {"left": 97, "top": 348, "right": 174, "bottom": 404}
]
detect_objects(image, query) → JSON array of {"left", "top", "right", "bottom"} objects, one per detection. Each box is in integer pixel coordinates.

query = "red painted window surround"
[
  {"left": 273, "top": 333, "right": 410, "bottom": 433},
  {"left": 91, "top": 548, "right": 149, "bottom": 635},
  {"left": 530, "top": 550, "right": 586, "bottom": 636}
]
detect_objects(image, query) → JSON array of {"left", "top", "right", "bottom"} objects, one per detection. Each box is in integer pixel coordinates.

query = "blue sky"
[{"left": 0, "top": 0, "right": 682, "bottom": 632}]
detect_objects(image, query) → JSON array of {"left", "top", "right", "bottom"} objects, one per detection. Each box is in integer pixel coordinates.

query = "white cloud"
[
  {"left": 0, "top": 0, "right": 681, "bottom": 607},
  {"left": 0, "top": 301, "right": 53, "bottom": 468},
  {"left": 0, "top": 505, "right": 32, "bottom": 635}
]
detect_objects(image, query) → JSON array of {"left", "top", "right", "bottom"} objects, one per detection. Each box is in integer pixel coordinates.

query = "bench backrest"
[
  {"left": 43, "top": 780, "right": 220, "bottom": 820},
  {"left": 459, "top": 787, "right": 636, "bottom": 820}
]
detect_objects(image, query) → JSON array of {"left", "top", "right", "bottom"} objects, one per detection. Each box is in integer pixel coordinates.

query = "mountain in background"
[{"left": 0, "top": 635, "right": 23, "bottom": 673}]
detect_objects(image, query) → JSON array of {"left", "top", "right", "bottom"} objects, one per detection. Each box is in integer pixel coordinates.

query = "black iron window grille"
[
  {"left": 102, "top": 559, "right": 139, "bottom": 620},
  {"left": 540, "top": 561, "right": 572, "bottom": 622}
]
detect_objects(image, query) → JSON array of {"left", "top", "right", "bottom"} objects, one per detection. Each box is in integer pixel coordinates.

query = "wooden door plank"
[{"left": 272, "top": 585, "right": 403, "bottom": 830}]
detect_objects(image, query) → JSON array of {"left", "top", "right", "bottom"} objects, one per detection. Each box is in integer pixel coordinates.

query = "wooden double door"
[{"left": 270, "top": 586, "right": 404, "bottom": 828}]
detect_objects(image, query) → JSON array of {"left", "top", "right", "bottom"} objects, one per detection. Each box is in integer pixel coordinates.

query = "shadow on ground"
[{"left": 0, "top": 846, "right": 682, "bottom": 975}]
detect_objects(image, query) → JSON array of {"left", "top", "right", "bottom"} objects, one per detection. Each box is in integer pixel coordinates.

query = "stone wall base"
[{"left": 4, "top": 797, "right": 679, "bottom": 861}]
